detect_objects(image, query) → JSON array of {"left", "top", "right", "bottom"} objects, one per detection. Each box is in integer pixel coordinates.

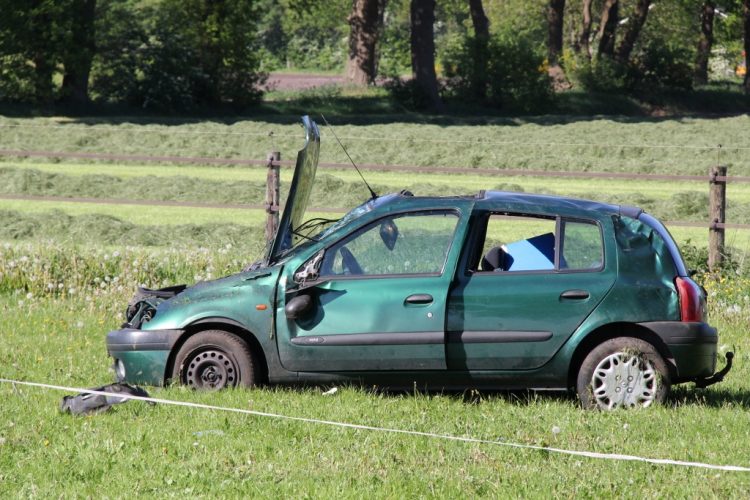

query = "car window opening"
[{"left": 473, "top": 213, "right": 603, "bottom": 273}]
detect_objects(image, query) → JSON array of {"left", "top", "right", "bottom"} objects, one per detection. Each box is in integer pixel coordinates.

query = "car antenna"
[{"left": 320, "top": 114, "right": 378, "bottom": 200}]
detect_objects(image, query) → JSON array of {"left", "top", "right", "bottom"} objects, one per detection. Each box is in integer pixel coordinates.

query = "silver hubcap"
[{"left": 591, "top": 352, "right": 657, "bottom": 409}]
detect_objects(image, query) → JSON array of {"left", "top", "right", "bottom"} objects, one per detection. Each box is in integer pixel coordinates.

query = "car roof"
[
  {"left": 477, "top": 190, "right": 622, "bottom": 216},
  {"left": 371, "top": 190, "right": 624, "bottom": 218}
]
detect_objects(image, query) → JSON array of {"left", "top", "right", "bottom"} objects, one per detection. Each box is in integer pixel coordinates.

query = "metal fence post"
[
  {"left": 708, "top": 165, "right": 727, "bottom": 272},
  {"left": 265, "top": 151, "right": 281, "bottom": 243}
]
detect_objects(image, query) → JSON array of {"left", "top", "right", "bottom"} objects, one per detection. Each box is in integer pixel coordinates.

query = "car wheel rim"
[
  {"left": 185, "top": 349, "right": 237, "bottom": 390},
  {"left": 591, "top": 352, "right": 657, "bottom": 409}
]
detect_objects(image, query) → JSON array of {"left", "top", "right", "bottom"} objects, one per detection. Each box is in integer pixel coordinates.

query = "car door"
[
  {"left": 446, "top": 212, "right": 616, "bottom": 370},
  {"left": 276, "top": 209, "right": 464, "bottom": 372}
]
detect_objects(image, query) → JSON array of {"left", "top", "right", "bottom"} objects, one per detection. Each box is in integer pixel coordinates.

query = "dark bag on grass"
[{"left": 60, "top": 383, "right": 152, "bottom": 416}]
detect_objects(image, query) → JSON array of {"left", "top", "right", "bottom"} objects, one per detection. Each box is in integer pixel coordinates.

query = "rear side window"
[
  {"left": 473, "top": 213, "right": 603, "bottom": 273},
  {"left": 560, "top": 220, "right": 604, "bottom": 270}
]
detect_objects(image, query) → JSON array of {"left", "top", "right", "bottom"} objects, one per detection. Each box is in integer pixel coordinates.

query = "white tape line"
[{"left": 2, "top": 377, "right": 749, "bottom": 473}]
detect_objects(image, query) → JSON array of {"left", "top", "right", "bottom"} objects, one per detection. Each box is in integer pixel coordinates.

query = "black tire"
[
  {"left": 576, "top": 337, "right": 670, "bottom": 410},
  {"left": 171, "top": 330, "right": 257, "bottom": 390}
]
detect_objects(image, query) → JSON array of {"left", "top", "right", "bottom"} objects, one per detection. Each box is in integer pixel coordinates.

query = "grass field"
[
  {"left": 2, "top": 113, "right": 750, "bottom": 496},
  {"left": 1, "top": 289, "right": 749, "bottom": 497}
]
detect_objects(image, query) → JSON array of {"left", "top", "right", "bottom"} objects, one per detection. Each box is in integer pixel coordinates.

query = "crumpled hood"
[{"left": 143, "top": 268, "right": 279, "bottom": 330}]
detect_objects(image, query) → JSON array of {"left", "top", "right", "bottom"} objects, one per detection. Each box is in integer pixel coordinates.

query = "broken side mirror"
[
  {"left": 294, "top": 250, "right": 323, "bottom": 284},
  {"left": 379, "top": 219, "right": 399, "bottom": 250},
  {"left": 285, "top": 294, "right": 312, "bottom": 320}
]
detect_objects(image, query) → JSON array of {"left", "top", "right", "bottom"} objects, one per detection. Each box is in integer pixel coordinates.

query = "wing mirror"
[
  {"left": 379, "top": 219, "right": 399, "bottom": 250},
  {"left": 285, "top": 293, "right": 312, "bottom": 320}
]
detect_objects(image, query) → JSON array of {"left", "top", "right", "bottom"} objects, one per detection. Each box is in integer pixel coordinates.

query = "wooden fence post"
[
  {"left": 708, "top": 165, "right": 727, "bottom": 272},
  {"left": 265, "top": 151, "right": 280, "bottom": 243}
]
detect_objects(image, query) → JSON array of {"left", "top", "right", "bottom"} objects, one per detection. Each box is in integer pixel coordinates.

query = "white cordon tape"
[{"left": 2, "top": 377, "right": 749, "bottom": 473}]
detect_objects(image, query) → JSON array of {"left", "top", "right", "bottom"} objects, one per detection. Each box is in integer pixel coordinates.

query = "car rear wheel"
[
  {"left": 576, "top": 337, "right": 670, "bottom": 410},
  {"left": 172, "top": 330, "right": 257, "bottom": 390}
]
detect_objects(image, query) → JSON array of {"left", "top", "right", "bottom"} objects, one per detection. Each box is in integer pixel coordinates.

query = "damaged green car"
[{"left": 106, "top": 116, "right": 731, "bottom": 410}]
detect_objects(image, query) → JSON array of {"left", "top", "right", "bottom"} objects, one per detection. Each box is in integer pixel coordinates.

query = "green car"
[{"left": 107, "top": 116, "right": 731, "bottom": 410}]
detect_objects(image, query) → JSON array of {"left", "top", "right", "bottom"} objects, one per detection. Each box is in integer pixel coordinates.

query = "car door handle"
[
  {"left": 405, "top": 294, "right": 433, "bottom": 305},
  {"left": 560, "top": 289, "right": 590, "bottom": 300}
]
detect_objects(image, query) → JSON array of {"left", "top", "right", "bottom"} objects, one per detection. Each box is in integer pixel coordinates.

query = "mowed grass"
[
  {"left": 1, "top": 159, "right": 739, "bottom": 201},
  {"left": 0, "top": 293, "right": 749, "bottom": 497},
  {"left": 1, "top": 198, "right": 749, "bottom": 252},
  {"left": 2, "top": 114, "right": 750, "bottom": 175}
]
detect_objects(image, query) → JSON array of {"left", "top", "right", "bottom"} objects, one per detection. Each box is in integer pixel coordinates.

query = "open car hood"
[{"left": 267, "top": 116, "right": 320, "bottom": 264}]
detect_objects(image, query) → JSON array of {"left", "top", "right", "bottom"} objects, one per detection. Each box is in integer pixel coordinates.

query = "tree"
[
  {"left": 693, "top": 1, "right": 715, "bottom": 86},
  {"left": 547, "top": 0, "right": 569, "bottom": 87},
  {"left": 577, "top": 0, "right": 594, "bottom": 58},
  {"left": 410, "top": 0, "right": 443, "bottom": 110},
  {"left": 60, "top": 0, "right": 96, "bottom": 104},
  {"left": 745, "top": 0, "right": 750, "bottom": 93},
  {"left": 0, "top": 1, "right": 68, "bottom": 103},
  {"left": 597, "top": 0, "right": 618, "bottom": 58},
  {"left": 468, "top": 0, "right": 490, "bottom": 99},
  {"left": 346, "top": 0, "right": 387, "bottom": 84},
  {"left": 615, "top": 0, "right": 652, "bottom": 64}
]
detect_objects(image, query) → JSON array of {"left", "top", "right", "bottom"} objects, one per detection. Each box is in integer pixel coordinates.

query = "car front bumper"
[{"left": 106, "top": 328, "right": 183, "bottom": 386}]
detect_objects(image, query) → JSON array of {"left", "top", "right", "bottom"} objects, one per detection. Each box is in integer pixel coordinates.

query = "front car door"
[
  {"left": 276, "top": 208, "right": 468, "bottom": 372},
  {"left": 447, "top": 211, "right": 616, "bottom": 370}
]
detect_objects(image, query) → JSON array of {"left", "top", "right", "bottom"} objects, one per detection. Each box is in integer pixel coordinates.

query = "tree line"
[{"left": 1, "top": 0, "right": 749, "bottom": 112}]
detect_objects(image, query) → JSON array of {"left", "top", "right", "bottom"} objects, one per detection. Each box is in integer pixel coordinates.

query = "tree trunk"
[
  {"left": 547, "top": 0, "right": 565, "bottom": 66},
  {"left": 743, "top": 0, "right": 750, "bottom": 93},
  {"left": 693, "top": 1, "right": 715, "bottom": 86},
  {"left": 547, "top": 0, "right": 570, "bottom": 88},
  {"left": 61, "top": 0, "right": 96, "bottom": 103},
  {"left": 468, "top": 0, "right": 489, "bottom": 39},
  {"left": 32, "top": 54, "right": 55, "bottom": 104},
  {"left": 467, "top": 0, "right": 489, "bottom": 100},
  {"left": 615, "top": 0, "right": 651, "bottom": 64},
  {"left": 578, "top": 0, "right": 593, "bottom": 58},
  {"left": 410, "top": 0, "right": 443, "bottom": 110},
  {"left": 597, "top": 0, "right": 618, "bottom": 58},
  {"left": 345, "top": 0, "right": 386, "bottom": 85}
]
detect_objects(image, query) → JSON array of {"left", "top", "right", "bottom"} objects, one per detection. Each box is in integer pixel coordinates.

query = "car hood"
[{"left": 267, "top": 115, "right": 320, "bottom": 264}]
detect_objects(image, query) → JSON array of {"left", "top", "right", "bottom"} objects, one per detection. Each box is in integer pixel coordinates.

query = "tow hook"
[{"left": 695, "top": 352, "right": 734, "bottom": 389}]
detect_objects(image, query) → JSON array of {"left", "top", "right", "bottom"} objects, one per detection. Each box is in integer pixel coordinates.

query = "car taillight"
[{"left": 675, "top": 276, "right": 706, "bottom": 322}]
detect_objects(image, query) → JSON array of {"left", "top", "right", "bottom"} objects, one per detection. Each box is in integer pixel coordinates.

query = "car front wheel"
[
  {"left": 172, "top": 330, "right": 257, "bottom": 390},
  {"left": 576, "top": 337, "right": 670, "bottom": 410}
]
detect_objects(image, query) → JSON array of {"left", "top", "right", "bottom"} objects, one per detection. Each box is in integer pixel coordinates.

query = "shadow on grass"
[
  {"left": 247, "top": 381, "right": 750, "bottom": 410},
  {"left": 668, "top": 386, "right": 750, "bottom": 409},
  {"left": 2, "top": 83, "right": 749, "bottom": 128}
]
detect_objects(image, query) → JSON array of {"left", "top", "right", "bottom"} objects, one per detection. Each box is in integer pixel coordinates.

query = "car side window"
[
  {"left": 473, "top": 213, "right": 603, "bottom": 273},
  {"left": 477, "top": 214, "right": 557, "bottom": 272},
  {"left": 560, "top": 220, "right": 603, "bottom": 270},
  {"left": 320, "top": 211, "right": 459, "bottom": 276}
]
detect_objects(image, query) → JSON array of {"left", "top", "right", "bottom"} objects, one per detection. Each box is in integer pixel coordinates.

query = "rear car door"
[
  {"left": 276, "top": 209, "right": 467, "bottom": 372},
  {"left": 446, "top": 212, "right": 616, "bottom": 370}
]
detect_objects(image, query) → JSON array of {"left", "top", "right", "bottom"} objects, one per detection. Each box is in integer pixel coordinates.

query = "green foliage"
[
  {"left": 377, "top": 0, "right": 411, "bottom": 77},
  {"left": 574, "top": 41, "right": 694, "bottom": 93},
  {"left": 383, "top": 77, "right": 439, "bottom": 111},
  {"left": 572, "top": 57, "right": 628, "bottom": 92},
  {"left": 0, "top": 0, "right": 70, "bottom": 103},
  {"left": 627, "top": 39, "right": 694, "bottom": 91},
  {"left": 269, "top": 0, "right": 350, "bottom": 71},
  {"left": 440, "top": 32, "right": 553, "bottom": 112}
]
